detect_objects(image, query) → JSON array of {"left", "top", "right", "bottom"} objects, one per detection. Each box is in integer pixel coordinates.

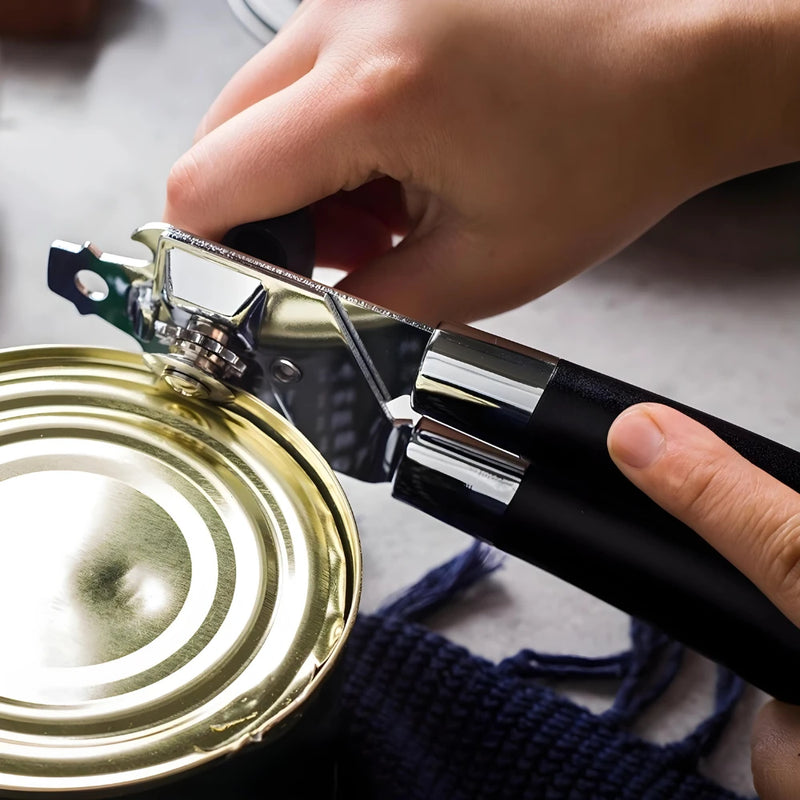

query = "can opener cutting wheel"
[{"left": 49, "top": 213, "right": 800, "bottom": 703}]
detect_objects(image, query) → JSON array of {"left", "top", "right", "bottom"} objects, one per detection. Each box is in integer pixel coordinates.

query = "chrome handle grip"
[{"left": 411, "top": 324, "right": 557, "bottom": 454}]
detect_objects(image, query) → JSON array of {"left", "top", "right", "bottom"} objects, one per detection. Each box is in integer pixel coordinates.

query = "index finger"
[{"left": 164, "top": 67, "right": 381, "bottom": 239}]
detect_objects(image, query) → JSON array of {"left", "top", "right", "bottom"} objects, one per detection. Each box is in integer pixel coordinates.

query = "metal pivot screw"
[{"left": 271, "top": 358, "right": 302, "bottom": 384}]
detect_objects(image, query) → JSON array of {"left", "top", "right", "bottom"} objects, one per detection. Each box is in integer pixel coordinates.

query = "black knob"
[{"left": 223, "top": 209, "right": 315, "bottom": 278}]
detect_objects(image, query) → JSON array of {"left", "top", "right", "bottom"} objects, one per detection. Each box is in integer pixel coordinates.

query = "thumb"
[
  {"left": 607, "top": 403, "right": 800, "bottom": 627},
  {"left": 164, "top": 69, "right": 377, "bottom": 241}
]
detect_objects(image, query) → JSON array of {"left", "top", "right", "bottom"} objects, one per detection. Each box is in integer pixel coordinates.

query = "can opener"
[{"left": 48, "top": 213, "right": 800, "bottom": 703}]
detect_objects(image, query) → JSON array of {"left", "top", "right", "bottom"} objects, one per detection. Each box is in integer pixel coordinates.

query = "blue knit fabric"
[{"left": 337, "top": 543, "right": 755, "bottom": 799}]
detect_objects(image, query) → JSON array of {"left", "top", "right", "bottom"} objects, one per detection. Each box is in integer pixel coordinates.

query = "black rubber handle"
[
  {"left": 498, "top": 360, "right": 800, "bottom": 702},
  {"left": 523, "top": 360, "right": 800, "bottom": 488},
  {"left": 222, "top": 209, "right": 315, "bottom": 278}
]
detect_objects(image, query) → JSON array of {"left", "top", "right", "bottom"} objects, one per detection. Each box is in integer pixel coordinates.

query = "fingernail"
[{"left": 608, "top": 407, "right": 666, "bottom": 469}]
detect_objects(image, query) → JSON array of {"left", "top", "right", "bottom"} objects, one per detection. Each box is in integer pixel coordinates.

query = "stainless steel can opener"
[{"left": 49, "top": 213, "right": 800, "bottom": 703}]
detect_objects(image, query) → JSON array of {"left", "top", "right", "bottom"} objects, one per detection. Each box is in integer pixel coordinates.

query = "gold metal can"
[{"left": 0, "top": 346, "right": 360, "bottom": 796}]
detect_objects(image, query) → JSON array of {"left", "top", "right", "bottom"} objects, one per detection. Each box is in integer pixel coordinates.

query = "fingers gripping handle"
[
  {"left": 407, "top": 328, "right": 800, "bottom": 702},
  {"left": 503, "top": 360, "right": 800, "bottom": 702}
]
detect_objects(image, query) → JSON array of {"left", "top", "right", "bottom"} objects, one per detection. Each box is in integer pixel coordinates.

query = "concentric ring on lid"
[{"left": 0, "top": 346, "right": 360, "bottom": 796}]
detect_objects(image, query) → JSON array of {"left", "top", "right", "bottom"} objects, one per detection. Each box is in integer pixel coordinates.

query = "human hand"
[
  {"left": 607, "top": 403, "right": 800, "bottom": 799},
  {"left": 164, "top": 0, "right": 799, "bottom": 325}
]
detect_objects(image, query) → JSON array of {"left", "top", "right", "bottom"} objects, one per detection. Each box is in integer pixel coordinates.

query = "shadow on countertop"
[{"left": 602, "top": 163, "right": 800, "bottom": 289}]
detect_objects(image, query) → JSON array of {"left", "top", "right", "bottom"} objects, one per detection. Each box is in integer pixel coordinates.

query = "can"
[{"left": 0, "top": 346, "right": 361, "bottom": 797}]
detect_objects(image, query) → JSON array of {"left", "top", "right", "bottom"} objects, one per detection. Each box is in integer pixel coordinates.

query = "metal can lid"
[{"left": 0, "top": 347, "right": 360, "bottom": 795}]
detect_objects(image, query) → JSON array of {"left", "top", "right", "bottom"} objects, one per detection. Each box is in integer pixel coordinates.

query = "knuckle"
[
  {"left": 326, "top": 34, "right": 431, "bottom": 133},
  {"left": 668, "top": 453, "right": 739, "bottom": 522},
  {"left": 165, "top": 149, "right": 208, "bottom": 224},
  {"left": 339, "top": 48, "right": 424, "bottom": 115},
  {"left": 762, "top": 509, "right": 800, "bottom": 605}
]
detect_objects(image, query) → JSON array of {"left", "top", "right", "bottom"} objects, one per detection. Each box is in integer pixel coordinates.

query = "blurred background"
[{"left": 3, "top": 1, "right": 800, "bottom": 793}]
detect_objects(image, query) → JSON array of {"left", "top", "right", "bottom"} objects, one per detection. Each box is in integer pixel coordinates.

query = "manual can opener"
[{"left": 48, "top": 213, "right": 800, "bottom": 702}]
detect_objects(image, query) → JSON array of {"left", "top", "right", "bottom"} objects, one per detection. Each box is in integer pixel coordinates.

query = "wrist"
[
  {"left": 637, "top": 1, "right": 800, "bottom": 193},
  {"left": 713, "top": 0, "right": 800, "bottom": 175}
]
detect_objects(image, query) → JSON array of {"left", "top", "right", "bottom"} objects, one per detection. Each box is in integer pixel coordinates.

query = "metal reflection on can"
[{"left": 0, "top": 346, "right": 360, "bottom": 796}]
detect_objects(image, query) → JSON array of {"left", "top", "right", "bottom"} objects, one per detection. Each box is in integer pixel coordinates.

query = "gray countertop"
[{"left": 3, "top": 1, "right": 800, "bottom": 794}]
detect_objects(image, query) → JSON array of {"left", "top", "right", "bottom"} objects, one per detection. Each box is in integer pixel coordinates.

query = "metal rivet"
[{"left": 271, "top": 358, "right": 302, "bottom": 384}]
